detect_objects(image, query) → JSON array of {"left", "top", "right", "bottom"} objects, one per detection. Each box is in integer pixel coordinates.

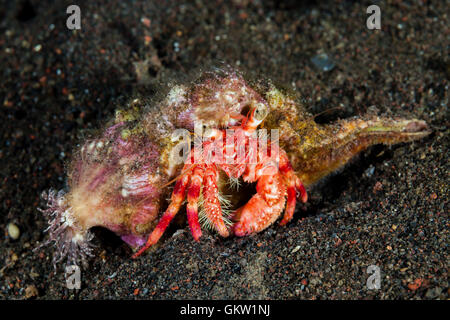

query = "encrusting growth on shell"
[
  {"left": 35, "top": 190, "right": 95, "bottom": 269},
  {"left": 258, "top": 84, "right": 432, "bottom": 186}
]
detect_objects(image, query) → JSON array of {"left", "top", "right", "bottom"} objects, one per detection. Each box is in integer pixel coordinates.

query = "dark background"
[{"left": 0, "top": 0, "right": 448, "bottom": 299}]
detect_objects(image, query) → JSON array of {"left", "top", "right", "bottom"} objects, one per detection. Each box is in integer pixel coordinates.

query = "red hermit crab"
[
  {"left": 36, "top": 66, "right": 431, "bottom": 267},
  {"left": 132, "top": 99, "right": 307, "bottom": 257}
]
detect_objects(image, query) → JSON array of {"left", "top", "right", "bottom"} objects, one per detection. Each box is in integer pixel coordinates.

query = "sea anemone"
[{"left": 35, "top": 189, "right": 95, "bottom": 269}]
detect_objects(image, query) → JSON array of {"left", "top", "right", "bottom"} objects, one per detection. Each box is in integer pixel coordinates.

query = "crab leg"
[
  {"left": 186, "top": 166, "right": 204, "bottom": 241},
  {"left": 132, "top": 173, "right": 190, "bottom": 258},
  {"left": 202, "top": 165, "right": 230, "bottom": 237},
  {"left": 278, "top": 150, "right": 308, "bottom": 226}
]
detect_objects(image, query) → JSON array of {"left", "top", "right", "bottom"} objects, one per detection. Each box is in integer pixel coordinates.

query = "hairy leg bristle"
[
  {"left": 198, "top": 189, "right": 233, "bottom": 230},
  {"left": 227, "top": 176, "right": 242, "bottom": 191}
]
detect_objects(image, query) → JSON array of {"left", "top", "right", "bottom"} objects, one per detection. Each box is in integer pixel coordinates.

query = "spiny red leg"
[
  {"left": 202, "top": 165, "right": 230, "bottom": 237},
  {"left": 295, "top": 176, "right": 308, "bottom": 203},
  {"left": 279, "top": 178, "right": 297, "bottom": 226},
  {"left": 278, "top": 151, "right": 308, "bottom": 226},
  {"left": 186, "top": 166, "right": 204, "bottom": 241},
  {"left": 132, "top": 173, "right": 190, "bottom": 258}
]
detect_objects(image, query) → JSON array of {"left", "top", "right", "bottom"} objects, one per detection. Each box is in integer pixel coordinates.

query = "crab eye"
[{"left": 253, "top": 103, "right": 268, "bottom": 121}]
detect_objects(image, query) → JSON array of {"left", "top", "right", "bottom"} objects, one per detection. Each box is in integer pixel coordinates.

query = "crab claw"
[{"left": 232, "top": 174, "right": 287, "bottom": 237}]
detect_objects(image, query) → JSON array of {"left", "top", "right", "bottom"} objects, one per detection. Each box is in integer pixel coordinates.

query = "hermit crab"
[
  {"left": 36, "top": 66, "right": 431, "bottom": 268},
  {"left": 132, "top": 97, "right": 308, "bottom": 257}
]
